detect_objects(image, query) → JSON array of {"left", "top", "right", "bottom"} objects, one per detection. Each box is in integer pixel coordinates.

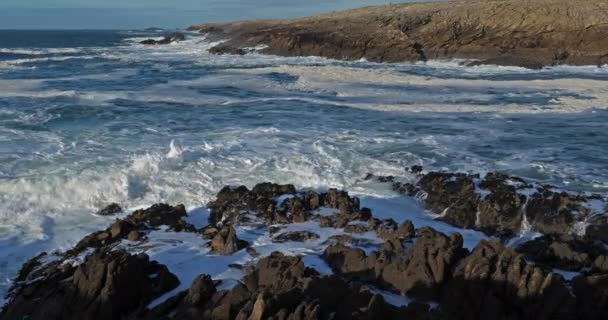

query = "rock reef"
[
  {"left": 189, "top": 0, "right": 608, "bottom": 68},
  {"left": 2, "top": 172, "right": 607, "bottom": 319}
]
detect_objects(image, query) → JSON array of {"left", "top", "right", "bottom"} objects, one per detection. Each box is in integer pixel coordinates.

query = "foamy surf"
[{"left": 0, "top": 29, "right": 607, "bottom": 305}]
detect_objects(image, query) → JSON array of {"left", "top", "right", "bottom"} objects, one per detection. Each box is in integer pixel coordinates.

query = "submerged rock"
[
  {"left": 96, "top": 203, "right": 122, "bottom": 216},
  {"left": 140, "top": 33, "right": 186, "bottom": 45}
]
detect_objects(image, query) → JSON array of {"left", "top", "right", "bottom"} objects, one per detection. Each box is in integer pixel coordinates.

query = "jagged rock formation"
[
  {"left": 377, "top": 169, "right": 607, "bottom": 242},
  {"left": 68, "top": 203, "right": 194, "bottom": 257},
  {"left": 2, "top": 178, "right": 607, "bottom": 320},
  {"left": 2, "top": 249, "right": 179, "bottom": 320},
  {"left": 441, "top": 239, "right": 577, "bottom": 320},
  {"left": 209, "top": 225, "right": 249, "bottom": 254},
  {"left": 189, "top": 0, "right": 608, "bottom": 68},
  {"left": 516, "top": 234, "right": 608, "bottom": 272},
  {"left": 323, "top": 227, "right": 467, "bottom": 300},
  {"left": 142, "top": 252, "right": 431, "bottom": 320}
]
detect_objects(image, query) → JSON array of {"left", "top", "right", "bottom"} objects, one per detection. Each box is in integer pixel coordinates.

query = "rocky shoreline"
[
  {"left": 188, "top": 0, "right": 608, "bottom": 68},
  {"left": 2, "top": 168, "right": 607, "bottom": 319}
]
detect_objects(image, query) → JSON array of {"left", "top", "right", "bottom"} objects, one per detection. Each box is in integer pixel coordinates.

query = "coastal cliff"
[{"left": 189, "top": 0, "right": 608, "bottom": 68}]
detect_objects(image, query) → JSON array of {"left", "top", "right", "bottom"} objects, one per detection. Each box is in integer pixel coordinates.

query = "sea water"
[{"left": 0, "top": 30, "right": 607, "bottom": 303}]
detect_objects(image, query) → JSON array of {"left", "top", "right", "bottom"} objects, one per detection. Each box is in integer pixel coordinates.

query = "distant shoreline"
[{"left": 188, "top": 0, "right": 608, "bottom": 69}]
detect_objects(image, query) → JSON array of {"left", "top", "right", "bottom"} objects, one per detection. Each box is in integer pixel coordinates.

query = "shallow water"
[{"left": 0, "top": 30, "right": 607, "bottom": 302}]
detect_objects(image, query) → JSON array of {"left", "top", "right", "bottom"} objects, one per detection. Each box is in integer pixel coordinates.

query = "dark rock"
[
  {"left": 418, "top": 172, "right": 480, "bottom": 229},
  {"left": 344, "top": 223, "right": 369, "bottom": 234},
  {"left": 272, "top": 230, "right": 320, "bottom": 242},
  {"left": 145, "top": 251, "right": 430, "bottom": 320},
  {"left": 392, "top": 182, "right": 420, "bottom": 196},
  {"left": 96, "top": 203, "right": 122, "bottom": 216},
  {"left": 381, "top": 227, "right": 467, "bottom": 300},
  {"left": 1, "top": 249, "right": 179, "bottom": 320},
  {"left": 323, "top": 226, "right": 467, "bottom": 300},
  {"left": 525, "top": 188, "right": 583, "bottom": 235},
  {"left": 467, "top": 56, "right": 545, "bottom": 69},
  {"left": 247, "top": 247, "right": 260, "bottom": 258},
  {"left": 584, "top": 216, "right": 608, "bottom": 243},
  {"left": 476, "top": 172, "right": 527, "bottom": 236},
  {"left": 68, "top": 203, "right": 192, "bottom": 256},
  {"left": 140, "top": 33, "right": 186, "bottom": 45},
  {"left": 516, "top": 234, "right": 608, "bottom": 272},
  {"left": 209, "top": 225, "right": 249, "bottom": 255},
  {"left": 14, "top": 252, "right": 47, "bottom": 282},
  {"left": 207, "top": 183, "right": 295, "bottom": 225},
  {"left": 571, "top": 274, "right": 608, "bottom": 320},
  {"left": 409, "top": 165, "right": 424, "bottom": 174},
  {"left": 441, "top": 239, "right": 576, "bottom": 320}
]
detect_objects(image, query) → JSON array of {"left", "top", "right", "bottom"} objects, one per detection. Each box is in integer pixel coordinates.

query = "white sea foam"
[
  {"left": 241, "top": 65, "right": 608, "bottom": 113},
  {"left": 1, "top": 32, "right": 607, "bottom": 306},
  {"left": 0, "top": 55, "right": 97, "bottom": 70},
  {"left": 0, "top": 48, "right": 82, "bottom": 56}
]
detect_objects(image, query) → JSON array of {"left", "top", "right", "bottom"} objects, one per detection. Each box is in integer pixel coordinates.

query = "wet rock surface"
[
  {"left": 140, "top": 33, "right": 186, "bottom": 45},
  {"left": 382, "top": 169, "right": 606, "bottom": 243},
  {"left": 68, "top": 203, "right": 193, "bottom": 256},
  {"left": 209, "top": 225, "right": 249, "bottom": 255},
  {"left": 441, "top": 239, "right": 577, "bottom": 320},
  {"left": 272, "top": 230, "right": 320, "bottom": 243},
  {"left": 96, "top": 203, "right": 122, "bottom": 216},
  {"left": 323, "top": 227, "right": 467, "bottom": 301},
  {"left": 516, "top": 234, "right": 608, "bottom": 273},
  {"left": 189, "top": 0, "right": 608, "bottom": 68},
  {"left": 2, "top": 178, "right": 607, "bottom": 320},
  {"left": 144, "top": 252, "right": 431, "bottom": 320},
  {"left": 2, "top": 249, "right": 179, "bottom": 320}
]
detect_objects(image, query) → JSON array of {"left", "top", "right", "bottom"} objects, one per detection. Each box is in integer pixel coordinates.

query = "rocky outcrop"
[
  {"left": 207, "top": 182, "right": 370, "bottom": 227},
  {"left": 140, "top": 33, "right": 186, "bottom": 45},
  {"left": 383, "top": 170, "right": 607, "bottom": 242},
  {"left": 69, "top": 203, "right": 194, "bottom": 256},
  {"left": 323, "top": 226, "right": 467, "bottom": 301},
  {"left": 209, "top": 225, "right": 249, "bottom": 255},
  {"left": 207, "top": 183, "right": 296, "bottom": 225},
  {"left": 189, "top": 0, "right": 608, "bottom": 68},
  {"left": 143, "top": 252, "right": 431, "bottom": 320},
  {"left": 2, "top": 179, "right": 607, "bottom": 320},
  {"left": 571, "top": 274, "right": 608, "bottom": 320},
  {"left": 517, "top": 234, "right": 608, "bottom": 272},
  {"left": 1, "top": 249, "right": 179, "bottom": 320},
  {"left": 441, "top": 239, "right": 577, "bottom": 320}
]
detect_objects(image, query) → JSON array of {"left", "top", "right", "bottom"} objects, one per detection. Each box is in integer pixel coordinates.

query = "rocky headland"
[
  {"left": 2, "top": 168, "right": 607, "bottom": 319},
  {"left": 188, "top": 0, "right": 608, "bottom": 68}
]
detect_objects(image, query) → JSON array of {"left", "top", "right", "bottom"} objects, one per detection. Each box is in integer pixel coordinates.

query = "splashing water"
[{"left": 0, "top": 30, "right": 607, "bottom": 302}]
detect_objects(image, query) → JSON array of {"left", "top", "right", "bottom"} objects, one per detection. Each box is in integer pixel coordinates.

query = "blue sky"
[{"left": 0, "top": 0, "right": 415, "bottom": 29}]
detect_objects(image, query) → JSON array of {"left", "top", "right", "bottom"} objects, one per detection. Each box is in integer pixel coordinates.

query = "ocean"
[{"left": 0, "top": 29, "right": 607, "bottom": 303}]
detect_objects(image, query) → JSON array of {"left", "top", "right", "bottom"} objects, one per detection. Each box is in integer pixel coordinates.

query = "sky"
[{"left": 0, "top": 0, "right": 417, "bottom": 30}]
